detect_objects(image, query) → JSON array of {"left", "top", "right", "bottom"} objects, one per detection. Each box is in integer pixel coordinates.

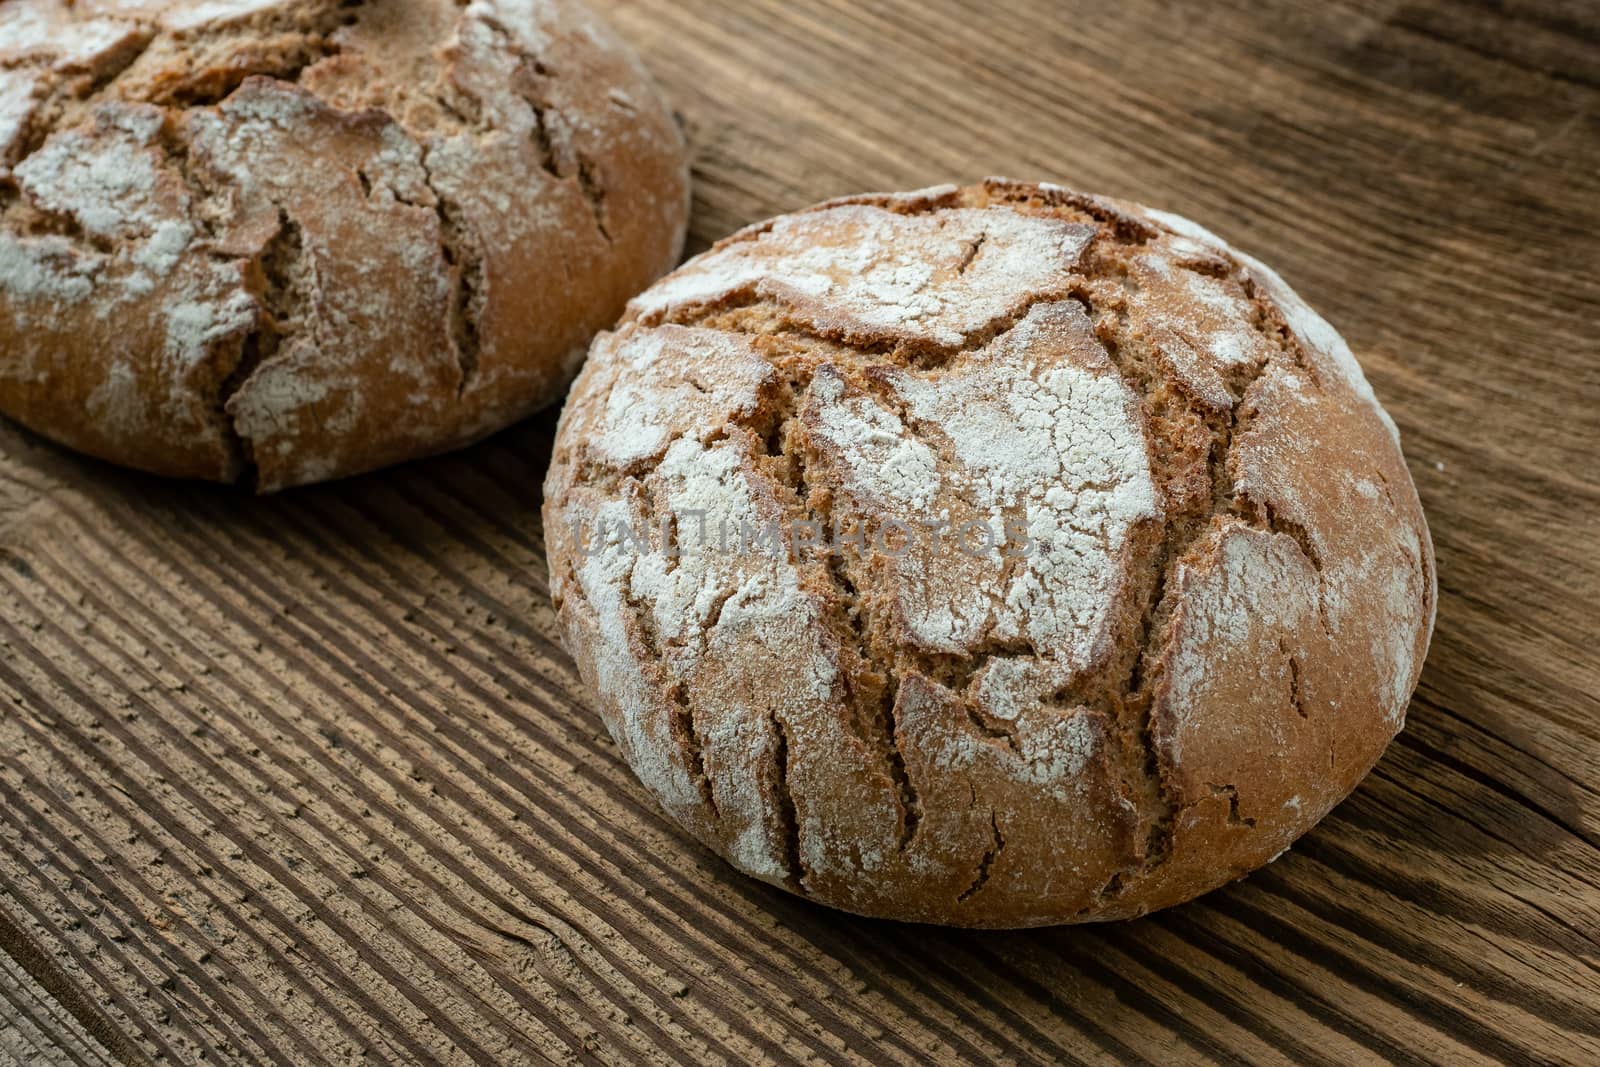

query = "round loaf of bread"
[
  {"left": 544, "top": 179, "right": 1435, "bottom": 927},
  {"left": 0, "top": 0, "right": 688, "bottom": 490}
]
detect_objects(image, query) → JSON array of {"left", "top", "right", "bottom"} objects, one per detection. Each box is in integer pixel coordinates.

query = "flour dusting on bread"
[
  {"left": 631, "top": 204, "right": 1095, "bottom": 347},
  {"left": 546, "top": 180, "right": 1435, "bottom": 927}
]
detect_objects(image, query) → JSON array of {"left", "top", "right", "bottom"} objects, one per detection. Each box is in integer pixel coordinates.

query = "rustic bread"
[
  {"left": 0, "top": 0, "right": 688, "bottom": 490},
  {"left": 544, "top": 179, "right": 1436, "bottom": 927}
]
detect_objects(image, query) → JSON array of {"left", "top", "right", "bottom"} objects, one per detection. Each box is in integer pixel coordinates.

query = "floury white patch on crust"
[
  {"left": 806, "top": 365, "right": 942, "bottom": 512},
  {"left": 887, "top": 302, "right": 1160, "bottom": 666},
  {"left": 628, "top": 202, "right": 1096, "bottom": 348},
  {"left": 585, "top": 325, "right": 780, "bottom": 471}
]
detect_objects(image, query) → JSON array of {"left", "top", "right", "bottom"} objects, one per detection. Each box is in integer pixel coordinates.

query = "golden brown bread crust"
[
  {"left": 0, "top": 0, "right": 688, "bottom": 490},
  {"left": 542, "top": 179, "right": 1436, "bottom": 927}
]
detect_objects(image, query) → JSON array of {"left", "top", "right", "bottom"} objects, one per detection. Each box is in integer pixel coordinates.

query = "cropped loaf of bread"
[
  {"left": 544, "top": 179, "right": 1436, "bottom": 927},
  {"left": 0, "top": 0, "right": 688, "bottom": 489}
]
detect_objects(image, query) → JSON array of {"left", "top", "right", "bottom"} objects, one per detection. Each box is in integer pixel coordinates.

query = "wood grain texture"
[
  {"left": 1, "top": 0, "right": 1597, "bottom": 1062},
  {"left": 0, "top": 939, "right": 119, "bottom": 1066}
]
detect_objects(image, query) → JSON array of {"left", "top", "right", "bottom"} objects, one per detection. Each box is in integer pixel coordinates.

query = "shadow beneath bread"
[{"left": 0, "top": 407, "right": 561, "bottom": 580}]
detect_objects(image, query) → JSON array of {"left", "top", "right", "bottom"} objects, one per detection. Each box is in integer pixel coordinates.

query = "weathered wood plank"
[
  {"left": 1, "top": 0, "right": 1597, "bottom": 1062},
  {"left": 0, "top": 932, "right": 121, "bottom": 1067}
]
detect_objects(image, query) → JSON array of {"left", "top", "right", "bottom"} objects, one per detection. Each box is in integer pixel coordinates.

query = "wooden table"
[{"left": 2, "top": 0, "right": 1597, "bottom": 1063}]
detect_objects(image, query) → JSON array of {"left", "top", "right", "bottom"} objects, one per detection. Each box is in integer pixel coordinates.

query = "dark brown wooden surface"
[{"left": 3, "top": 0, "right": 1599, "bottom": 1063}]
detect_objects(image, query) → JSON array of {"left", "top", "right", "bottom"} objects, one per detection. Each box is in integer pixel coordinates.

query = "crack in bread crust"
[
  {"left": 805, "top": 447, "right": 923, "bottom": 853},
  {"left": 546, "top": 179, "right": 1433, "bottom": 926},
  {"left": 767, "top": 707, "right": 806, "bottom": 893},
  {"left": 417, "top": 153, "right": 487, "bottom": 397},
  {"left": 1072, "top": 286, "right": 1282, "bottom": 912},
  {"left": 445, "top": 10, "right": 613, "bottom": 245},
  {"left": 219, "top": 206, "right": 305, "bottom": 479},
  {"left": 956, "top": 811, "right": 1003, "bottom": 903}
]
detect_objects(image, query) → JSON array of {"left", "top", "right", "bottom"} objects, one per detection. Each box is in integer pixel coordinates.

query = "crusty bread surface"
[
  {"left": 0, "top": 0, "right": 689, "bottom": 489},
  {"left": 543, "top": 179, "right": 1436, "bottom": 927}
]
